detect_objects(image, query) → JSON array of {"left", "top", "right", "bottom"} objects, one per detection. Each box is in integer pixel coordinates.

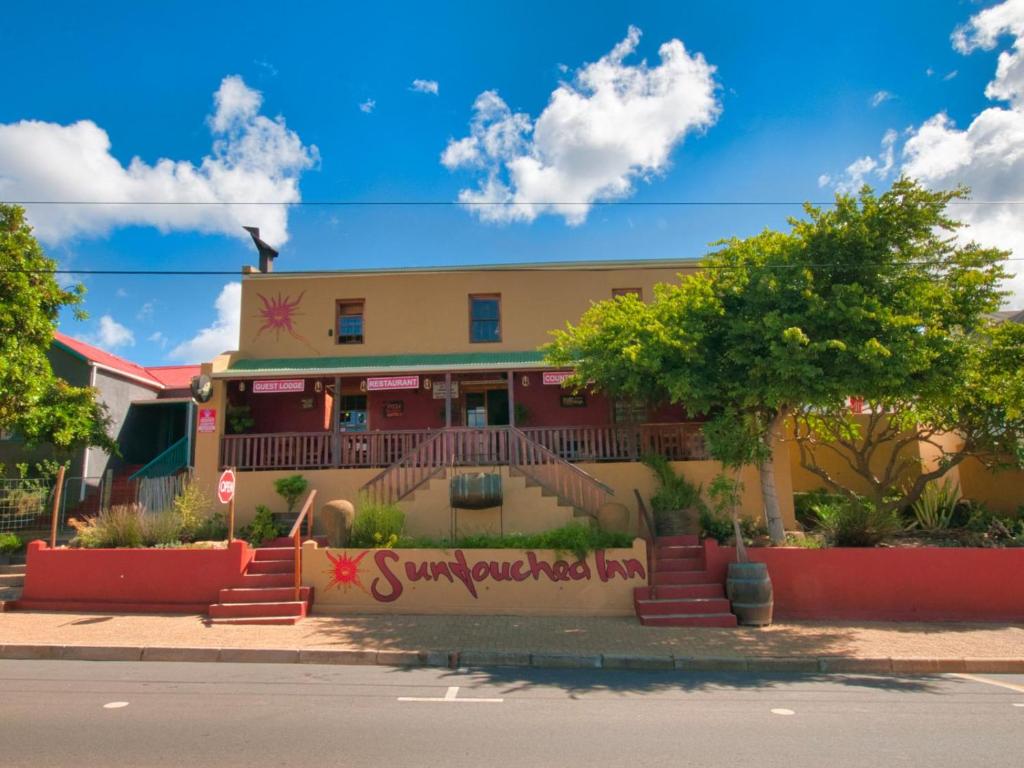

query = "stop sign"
[{"left": 217, "top": 468, "right": 236, "bottom": 504}]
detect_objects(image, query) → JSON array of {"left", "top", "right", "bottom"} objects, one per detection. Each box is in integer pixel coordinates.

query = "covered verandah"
[{"left": 214, "top": 351, "right": 707, "bottom": 472}]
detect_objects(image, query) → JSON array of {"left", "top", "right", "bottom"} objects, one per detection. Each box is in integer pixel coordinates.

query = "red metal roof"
[
  {"left": 145, "top": 365, "right": 200, "bottom": 389},
  {"left": 53, "top": 332, "right": 198, "bottom": 391}
]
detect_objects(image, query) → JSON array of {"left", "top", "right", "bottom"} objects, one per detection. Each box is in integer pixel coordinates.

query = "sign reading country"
[
  {"left": 542, "top": 371, "right": 574, "bottom": 386},
  {"left": 366, "top": 375, "right": 420, "bottom": 391},
  {"left": 252, "top": 379, "right": 305, "bottom": 394}
]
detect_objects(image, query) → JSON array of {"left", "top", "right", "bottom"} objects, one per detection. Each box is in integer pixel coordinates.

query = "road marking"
[
  {"left": 770, "top": 708, "right": 795, "bottom": 716},
  {"left": 953, "top": 673, "right": 1024, "bottom": 694},
  {"left": 103, "top": 702, "right": 129, "bottom": 709},
  {"left": 1012, "top": 703, "right": 1024, "bottom": 708},
  {"left": 399, "top": 685, "right": 503, "bottom": 703}
]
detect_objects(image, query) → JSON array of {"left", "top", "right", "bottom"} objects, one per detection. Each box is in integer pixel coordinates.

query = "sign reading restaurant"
[{"left": 366, "top": 375, "right": 420, "bottom": 391}]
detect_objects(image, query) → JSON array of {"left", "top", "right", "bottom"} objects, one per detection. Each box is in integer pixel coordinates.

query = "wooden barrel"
[
  {"left": 726, "top": 561, "right": 774, "bottom": 626},
  {"left": 450, "top": 473, "right": 502, "bottom": 510}
]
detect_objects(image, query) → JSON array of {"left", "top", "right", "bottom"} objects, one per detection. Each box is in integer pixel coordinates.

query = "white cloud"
[
  {"left": 136, "top": 301, "right": 154, "bottom": 321},
  {"left": 0, "top": 75, "right": 318, "bottom": 246},
  {"left": 926, "top": 67, "right": 935, "bottom": 77},
  {"left": 411, "top": 79, "right": 439, "bottom": 95},
  {"left": 817, "top": 173, "right": 832, "bottom": 188},
  {"left": 441, "top": 26, "right": 720, "bottom": 225},
  {"left": 826, "top": 0, "right": 1024, "bottom": 304},
  {"left": 359, "top": 99, "right": 376, "bottom": 113},
  {"left": 86, "top": 315, "right": 135, "bottom": 350},
  {"left": 148, "top": 331, "right": 168, "bottom": 349},
  {"left": 870, "top": 90, "right": 895, "bottom": 107},
  {"left": 168, "top": 282, "right": 241, "bottom": 362},
  {"left": 115, "top": 288, "right": 128, "bottom": 298},
  {"left": 943, "top": 69, "right": 959, "bottom": 81}
]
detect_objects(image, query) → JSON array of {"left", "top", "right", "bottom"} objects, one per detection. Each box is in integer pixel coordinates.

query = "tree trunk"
[{"left": 760, "top": 409, "right": 787, "bottom": 545}]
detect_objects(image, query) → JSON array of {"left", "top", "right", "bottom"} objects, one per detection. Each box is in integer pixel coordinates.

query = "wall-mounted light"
[
  {"left": 238, "top": 381, "right": 246, "bottom": 392},
  {"left": 314, "top": 380, "right": 323, "bottom": 393},
  {"left": 521, "top": 375, "right": 530, "bottom": 387},
  {"left": 423, "top": 378, "right": 432, "bottom": 390},
  {"left": 360, "top": 380, "right": 367, "bottom": 392}
]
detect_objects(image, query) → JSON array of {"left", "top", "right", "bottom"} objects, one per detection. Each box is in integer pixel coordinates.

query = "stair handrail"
[
  {"left": 128, "top": 436, "right": 189, "bottom": 480},
  {"left": 359, "top": 429, "right": 449, "bottom": 504},
  {"left": 508, "top": 427, "right": 614, "bottom": 518},
  {"left": 290, "top": 488, "right": 318, "bottom": 602}
]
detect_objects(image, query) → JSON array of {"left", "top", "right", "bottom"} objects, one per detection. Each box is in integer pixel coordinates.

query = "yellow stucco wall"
[
  {"left": 958, "top": 457, "right": 1024, "bottom": 515},
  {"left": 303, "top": 539, "right": 648, "bottom": 616},
  {"left": 237, "top": 264, "right": 693, "bottom": 360}
]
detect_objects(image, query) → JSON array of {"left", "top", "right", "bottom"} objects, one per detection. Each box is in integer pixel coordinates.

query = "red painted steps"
[
  {"left": 634, "top": 535, "right": 738, "bottom": 628},
  {"left": 207, "top": 546, "right": 313, "bottom": 625}
]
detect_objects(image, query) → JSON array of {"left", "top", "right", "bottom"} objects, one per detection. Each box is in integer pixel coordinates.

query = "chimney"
[{"left": 243, "top": 226, "right": 279, "bottom": 273}]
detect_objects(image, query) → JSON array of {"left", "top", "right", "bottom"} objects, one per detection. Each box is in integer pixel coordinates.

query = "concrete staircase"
[
  {"left": 399, "top": 468, "right": 580, "bottom": 535},
  {"left": 633, "top": 535, "right": 737, "bottom": 627},
  {"left": 0, "top": 564, "right": 26, "bottom": 610},
  {"left": 207, "top": 546, "right": 312, "bottom": 625}
]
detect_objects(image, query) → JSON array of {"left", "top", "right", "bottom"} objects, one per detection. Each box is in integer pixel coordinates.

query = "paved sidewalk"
[{"left": 2, "top": 611, "right": 1023, "bottom": 672}]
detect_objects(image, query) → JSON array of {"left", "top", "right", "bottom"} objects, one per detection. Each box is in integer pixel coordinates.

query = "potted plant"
[
  {"left": 642, "top": 454, "right": 703, "bottom": 536},
  {"left": 703, "top": 413, "right": 774, "bottom": 626}
]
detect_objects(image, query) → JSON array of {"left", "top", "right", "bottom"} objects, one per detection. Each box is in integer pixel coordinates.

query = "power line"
[
  {"left": 3, "top": 199, "right": 1024, "bottom": 206},
  {"left": 3, "top": 259, "right": 1023, "bottom": 277}
]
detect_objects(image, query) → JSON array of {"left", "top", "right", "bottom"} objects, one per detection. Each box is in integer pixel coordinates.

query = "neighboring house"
[
  {"left": 192, "top": 259, "right": 797, "bottom": 537},
  {"left": 0, "top": 332, "right": 199, "bottom": 502}
]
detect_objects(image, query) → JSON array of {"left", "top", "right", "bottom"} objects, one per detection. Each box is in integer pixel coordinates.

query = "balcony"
[{"left": 219, "top": 423, "right": 707, "bottom": 472}]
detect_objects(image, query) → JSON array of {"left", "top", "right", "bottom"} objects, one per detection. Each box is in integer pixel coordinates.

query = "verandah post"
[{"left": 445, "top": 372, "right": 452, "bottom": 428}]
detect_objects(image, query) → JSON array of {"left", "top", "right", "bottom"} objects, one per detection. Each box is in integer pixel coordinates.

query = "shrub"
[
  {"left": 173, "top": 478, "right": 212, "bottom": 540},
  {"left": 351, "top": 496, "right": 405, "bottom": 548},
  {"left": 240, "top": 505, "right": 281, "bottom": 546},
  {"left": 274, "top": 475, "right": 309, "bottom": 514},
  {"left": 909, "top": 478, "right": 959, "bottom": 532},
  {"left": 813, "top": 498, "right": 901, "bottom": 547},
  {"left": 70, "top": 505, "right": 145, "bottom": 548},
  {"left": 699, "top": 508, "right": 733, "bottom": 544},
  {"left": 191, "top": 511, "right": 229, "bottom": 541},
  {"left": 399, "top": 523, "right": 633, "bottom": 559},
  {"left": 0, "top": 533, "right": 22, "bottom": 554},
  {"left": 793, "top": 489, "right": 847, "bottom": 530},
  {"left": 140, "top": 510, "right": 183, "bottom": 547}
]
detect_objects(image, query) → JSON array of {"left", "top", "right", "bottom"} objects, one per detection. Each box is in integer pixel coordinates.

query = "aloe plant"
[{"left": 909, "top": 478, "right": 959, "bottom": 532}]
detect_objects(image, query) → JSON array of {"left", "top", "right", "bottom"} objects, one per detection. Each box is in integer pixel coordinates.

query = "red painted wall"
[
  {"left": 515, "top": 372, "right": 613, "bottom": 427},
  {"left": 703, "top": 540, "right": 1024, "bottom": 622},
  {"left": 368, "top": 386, "right": 440, "bottom": 430},
  {"left": 17, "top": 540, "right": 254, "bottom": 613},
  {"left": 231, "top": 380, "right": 331, "bottom": 433}
]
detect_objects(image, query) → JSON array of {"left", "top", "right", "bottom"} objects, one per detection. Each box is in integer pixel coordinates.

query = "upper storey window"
[
  {"left": 337, "top": 300, "right": 365, "bottom": 344},
  {"left": 469, "top": 294, "right": 501, "bottom": 343}
]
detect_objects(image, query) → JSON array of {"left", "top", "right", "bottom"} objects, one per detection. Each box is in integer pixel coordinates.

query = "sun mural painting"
[
  {"left": 324, "top": 550, "right": 371, "bottom": 594},
  {"left": 253, "top": 291, "right": 318, "bottom": 353}
]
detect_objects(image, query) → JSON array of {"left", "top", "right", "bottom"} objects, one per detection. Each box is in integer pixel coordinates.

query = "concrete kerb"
[{"left": 0, "top": 644, "right": 1023, "bottom": 673}]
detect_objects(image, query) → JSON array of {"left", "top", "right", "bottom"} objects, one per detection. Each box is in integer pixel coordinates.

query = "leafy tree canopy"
[
  {"left": 0, "top": 204, "right": 115, "bottom": 457},
  {"left": 547, "top": 178, "right": 1024, "bottom": 522}
]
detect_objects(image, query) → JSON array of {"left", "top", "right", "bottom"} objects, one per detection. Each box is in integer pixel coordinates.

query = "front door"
[{"left": 463, "top": 387, "right": 510, "bottom": 427}]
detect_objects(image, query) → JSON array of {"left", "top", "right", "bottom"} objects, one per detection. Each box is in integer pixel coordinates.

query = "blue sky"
[{"left": 1, "top": 0, "right": 1022, "bottom": 365}]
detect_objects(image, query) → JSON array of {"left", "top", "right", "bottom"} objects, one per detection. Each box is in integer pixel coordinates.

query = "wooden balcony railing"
[{"left": 220, "top": 423, "right": 707, "bottom": 472}]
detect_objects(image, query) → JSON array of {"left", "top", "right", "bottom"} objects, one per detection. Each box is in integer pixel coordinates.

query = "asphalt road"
[{"left": 1, "top": 660, "right": 1022, "bottom": 767}]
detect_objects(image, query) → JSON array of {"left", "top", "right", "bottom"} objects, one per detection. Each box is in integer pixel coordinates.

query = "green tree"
[
  {"left": 0, "top": 204, "right": 115, "bottom": 457},
  {"left": 547, "top": 179, "right": 1024, "bottom": 538}
]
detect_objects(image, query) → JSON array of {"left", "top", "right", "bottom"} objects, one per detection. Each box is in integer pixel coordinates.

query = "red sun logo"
[
  {"left": 324, "top": 550, "right": 371, "bottom": 594},
  {"left": 253, "top": 291, "right": 317, "bottom": 352}
]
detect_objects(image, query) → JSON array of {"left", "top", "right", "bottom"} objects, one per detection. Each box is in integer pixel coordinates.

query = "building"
[
  {"left": 0, "top": 333, "right": 198, "bottom": 505},
  {"left": 193, "top": 260, "right": 795, "bottom": 537}
]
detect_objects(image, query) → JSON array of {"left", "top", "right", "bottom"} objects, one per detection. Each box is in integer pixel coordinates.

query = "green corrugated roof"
[{"left": 221, "top": 350, "right": 555, "bottom": 377}]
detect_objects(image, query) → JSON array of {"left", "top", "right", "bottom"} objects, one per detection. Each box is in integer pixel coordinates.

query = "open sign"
[{"left": 217, "top": 468, "right": 236, "bottom": 504}]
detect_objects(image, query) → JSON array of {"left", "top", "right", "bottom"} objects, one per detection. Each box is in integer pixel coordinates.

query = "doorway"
[{"left": 464, "top": 388, "right": 509, "bottom": 427}]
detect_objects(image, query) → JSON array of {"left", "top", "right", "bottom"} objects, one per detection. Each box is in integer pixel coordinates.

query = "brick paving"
[{"left": 1, "top": 610, "right": 1023, "bottom": 664}]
